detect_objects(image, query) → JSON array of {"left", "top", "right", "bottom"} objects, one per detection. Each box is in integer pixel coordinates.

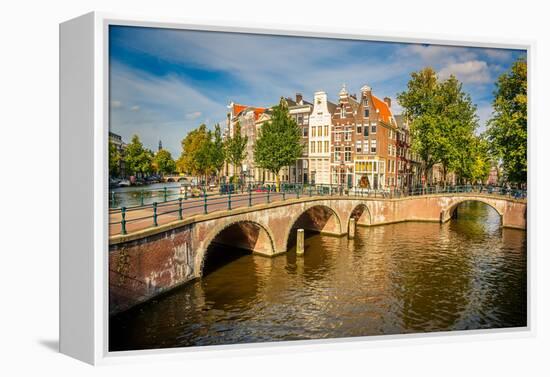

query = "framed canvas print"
[{"left": 60, "top": 12, "right": 531, "bottom": 365}]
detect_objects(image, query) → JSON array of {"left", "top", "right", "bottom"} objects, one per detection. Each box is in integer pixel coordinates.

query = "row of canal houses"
[{"left": 225, "top": 84, "right": 424, "bottom": 190}]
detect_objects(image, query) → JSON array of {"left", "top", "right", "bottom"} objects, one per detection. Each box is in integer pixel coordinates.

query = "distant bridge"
[
  {"left": 108, "top": 189, "right": 526, "bottom": 315},
  {"left": 161, "top": 175, "right": 188, "bottom": 183}
]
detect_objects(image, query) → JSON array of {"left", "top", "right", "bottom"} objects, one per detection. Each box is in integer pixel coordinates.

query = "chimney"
[
  {"left": 384, "top": 97, "right": 391, "bottom": 108},
  {"left": 296, "top": 93, "right": 303, "bottom": 105}
]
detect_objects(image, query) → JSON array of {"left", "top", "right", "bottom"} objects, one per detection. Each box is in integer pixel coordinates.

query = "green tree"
[
  {"left": 485, "top": 57, "right": 527, "bottom": 184},
  {"left": 455, "top": 136, "right": 491, "bottom": 184},
  {"left": 254, "top": 97, "right": 303, "bottom": 190},
  {"left": 224, "top": 121, "right": 247, "bottom": 181},
  {"left": 177, "top": 124, "right": 214, "bottom": 183},
  {"left": 153, "top": 149, "right": 176, "bottom": 175},
  {"left": 125, "top": 135, "right": 153, "bottom": 176},
  {"left": 109, "top": 141, "right": 122, "bottom": 177},
  {"left": 210, "top": 123, "right": 226, "bottom": 181},
  {"left": 437, "top": 75, "right": 479, "bottom": 184},
  {"left": 397, "top": 68, "right": 440, "bottom": 184},
  {"left": 397, "top": 68, "right": 481, "bottom": 185}
]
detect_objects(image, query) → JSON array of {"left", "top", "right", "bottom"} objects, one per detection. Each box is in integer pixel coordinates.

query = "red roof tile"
[{"left": 372, "top": 95, "right": 393, "bottom": 124}]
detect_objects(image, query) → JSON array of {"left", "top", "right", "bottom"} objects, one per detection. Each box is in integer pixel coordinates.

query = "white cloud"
[
  {"left": 185, "top": 111, "right": 202, "bottom": 120},
  {"left": 476, "top": 104, "right": 494, "bottom": 133},
  {"left": 109, "top": 62, "right": 227, "bottom": 156},
  {"left": 111, "top": 100, "right": 122, "bottom": 109},
  {"left": 399, "top": 44, "right": 477, "bottom": 65},
  {"left": 484, "top": 49, "right": 512, "bottom": 61},
  {"left": 438, "top": 60, "right": 492, "bottom": 84}
]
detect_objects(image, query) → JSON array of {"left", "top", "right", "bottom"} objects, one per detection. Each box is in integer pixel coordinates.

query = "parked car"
[
  {"left": 109, "top": 177, "right": 121, "bottom": 187},
  {"left": 134, "top": 178, "right": 146, "bottom": 186},
  {"left": 146, "top": 175, "right": 161, "bottom": 183},
  {"left": 118, "top": 179, "right": 130, "bottom": 187}
]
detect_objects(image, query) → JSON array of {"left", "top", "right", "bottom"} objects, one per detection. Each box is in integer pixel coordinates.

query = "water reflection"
[{"left": 110, "top": 201, "right": 527, "bottom": 351}]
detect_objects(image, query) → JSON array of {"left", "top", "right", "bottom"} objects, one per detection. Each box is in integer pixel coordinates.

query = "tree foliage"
[
  {"left": 485, "top": 57, "right": 527, "bottom": 184},
  {"left": 254, "top": 97, "right": 303, "bottom": 189},
  {"left": 176, "top": 124, "right": 214, "bottom": 178},
  {"left": 124, "top": 135, "right": 153, "bottom": 176},
  {"left": 210, "top": 123, "right": 226, "bottom": 177},
  {"left": 153, "top": 148, "right": 176, "bottom": 175},
  {"left": 397, "top": 68, "right": 485, "bottom": 184},
  {"left": 109, "top": 141, "right": 122, "bottom": 177},
  {"left": 224, "top": 121, "right": 248, "bottom": 177}
]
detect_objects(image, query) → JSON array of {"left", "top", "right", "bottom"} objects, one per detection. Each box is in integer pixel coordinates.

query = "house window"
[
  {"left": 356, "top": 141, "right": 362, "bottom": 153},
  {"left": 324, "top": 125, "right": 328, "bottom": 136},
  {"left": 297, "top": 114, "right": 303, "bottom": 124},
  {"left": 363, "top": 140, "right": 369, "bottom": 154},
  {"left": 335, "top": 132, "right": 341, "bottom": 142},
  {"left": 363, "top": 125, "right": 369, "bottom": 137},
  {"left": 364, "top": 108, "right": 369, "bottom": 118},
  {"left": 356, "top": 125, "right": 362, "bottom": 134},
  {"left": 344, "top": 130, "right": 351, "bottom": 141},
  {"left": 311, "top": 141, "right": 315, "bottom": 153},
  {"left": 324, "top": 141, "right": 329, "bottom": 153},
  {"left": 340, "top": 105, "right": 345, "bottom": 118},
  {"left": 317, "top": 141, "right": 322, "bottom": 153},
  {"left": 311, "top": 127, "right": 316, "bottom": 137},
  {"left": 371, "top": 123, "right": 377, "bottom": 133},
  {"left": 334, "top": 146, "right": 341, "bottom": 162},
  {"left": 303, "top": 127, "right": 308, "bottom": 137},
  {"left": 371, "top": 139, "right": 377, "bottom": 153},
  {"left": 344, "top": 147, "right": 352, "bottom": 162}
]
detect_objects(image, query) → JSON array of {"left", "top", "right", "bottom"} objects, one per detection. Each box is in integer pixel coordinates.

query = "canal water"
[
  {"left": 110, "top": 182, "right": 183, "bottom": 208},
  {"left": 109, "top": 201, "right": 527, "bottom": 351}
]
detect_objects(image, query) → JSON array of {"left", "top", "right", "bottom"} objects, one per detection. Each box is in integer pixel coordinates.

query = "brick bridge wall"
[{"left": 108, "top": 194, "right": 526, "bottom": 315}]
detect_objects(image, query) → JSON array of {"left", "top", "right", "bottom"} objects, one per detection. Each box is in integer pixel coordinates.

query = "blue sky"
[{"left": 109, "top": 25, "right": 526, "bottom": 157}]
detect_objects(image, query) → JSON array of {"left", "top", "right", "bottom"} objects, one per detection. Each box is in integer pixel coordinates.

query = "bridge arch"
[
  {"left": 195, "top": 219, "right": 276, "bottom": 276},
  {"left": 285, "top": 203, "right": 344, "bottom": 250},
  {"left": 348, "top": 203, "right": 372, "bottom": 227},
  {"left": 441, "top": 197, "right": 503, "bottom": 224}
]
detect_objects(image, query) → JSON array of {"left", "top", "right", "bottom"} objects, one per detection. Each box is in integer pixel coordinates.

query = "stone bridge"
[{"left": 109, "top": 193, "right": 526, "bottom": 315}]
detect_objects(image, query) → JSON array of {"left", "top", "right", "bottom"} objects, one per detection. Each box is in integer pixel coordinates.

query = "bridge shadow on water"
[{"left": 202, "top": 242, "right": 251, "bottom": 276}]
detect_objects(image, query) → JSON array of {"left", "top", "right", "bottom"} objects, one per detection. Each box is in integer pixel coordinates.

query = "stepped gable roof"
[{"left": 327, "top": 100, "right": 337, "bottom": 114}]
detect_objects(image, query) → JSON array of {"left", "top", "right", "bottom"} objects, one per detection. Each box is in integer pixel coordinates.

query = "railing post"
[
  {"left": 111, "top": 191, "right": 116, "bottom": 207},
  {"left": 248, "top": 187, "right": 252, "bottom": 207},
  {"left": 163, "top": 187, "right": 168, "bottom": 202},
  {"left": 228, "top": 189, "right": 232, "bottom": 210},
  {"left": 267, "top": 189, "right": 270, "bottom": 204},
  {"left": 153, "top": 202, "right": 158, "bottom": 227},
  {"left": 120, "top": 207, "right": 127, "bottom": 235},
  {"left": 204, "top": 191, "right": 208, "bottom": 214},
  {"left": 178, "top": 198, "right": 183, "bottom": 220},
  {"left": 184, "top": 188, "right": 188, "bottom": 200},
  {"left": 283, "top": 189, "right": 286, "bottom": 201},
  {"left": 309, "top": 185, "right": 312, "bottom": 197},
  {"left": 140, "top": 190, "right": 144, "bottom": 206}
]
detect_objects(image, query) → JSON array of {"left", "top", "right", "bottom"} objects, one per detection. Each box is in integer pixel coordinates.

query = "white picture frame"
[{"left": 59, "top": 11, "right": 534, "bottom": 365}]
